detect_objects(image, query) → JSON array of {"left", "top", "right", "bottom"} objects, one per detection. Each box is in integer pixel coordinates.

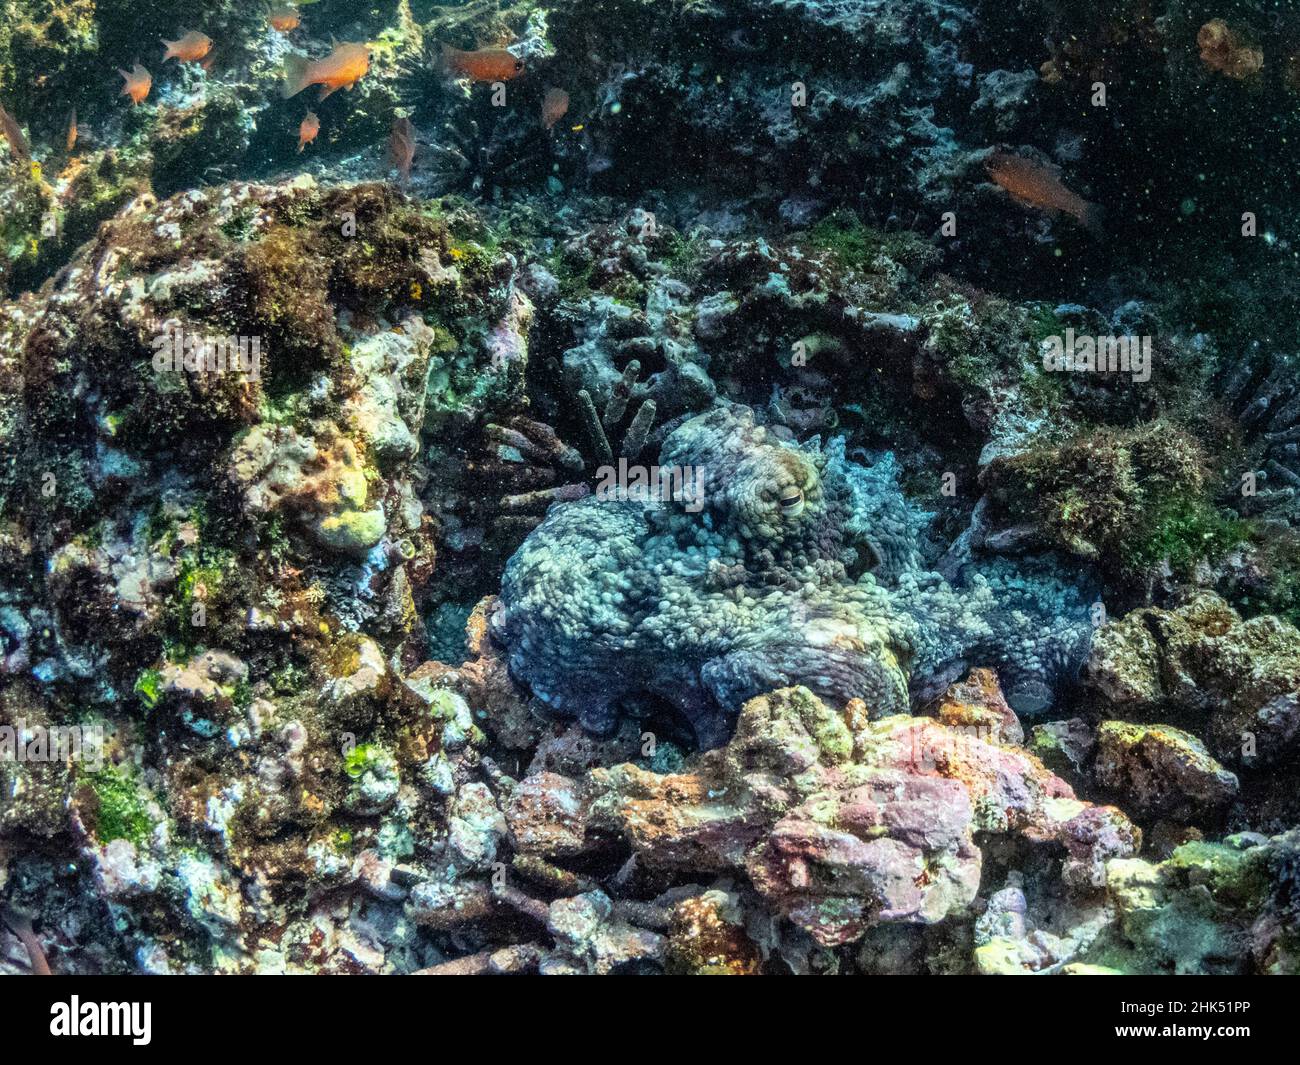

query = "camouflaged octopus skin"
[{"left": 492, "top": 404, "right": 1094, "bottom": 747}]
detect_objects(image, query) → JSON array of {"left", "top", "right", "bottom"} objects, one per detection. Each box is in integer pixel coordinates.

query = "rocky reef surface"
[{"left": 2, "top": 0, "right": 1300, "bottom": 974}]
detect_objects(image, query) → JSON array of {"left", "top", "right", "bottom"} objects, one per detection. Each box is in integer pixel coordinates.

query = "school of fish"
[{"left": 0, "top": 6, "right": 1109, "bottom": 249}]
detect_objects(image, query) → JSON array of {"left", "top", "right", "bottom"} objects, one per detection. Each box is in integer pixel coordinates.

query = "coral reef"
[{"left": 1, "top": 0, "right": 1300, "bottom": 980}]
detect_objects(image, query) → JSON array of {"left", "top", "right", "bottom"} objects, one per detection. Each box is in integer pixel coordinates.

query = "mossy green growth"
[
  {"left": 805, "top": 211, "right": 939, "bottom": 278},
  {"left": 0, "top": 165, "right": 52, "bottom": 294},
  {"left": 343, "top": 743, "right": 382, "bottom": 780},
  {"left": 1164, "top": 840, "right": 1270, "bottom": 911},
  {"left": 1124, "top": 495, "right": 1248, "bottom": 575},
  {"left": 134, "top": 668, "right": 163, "bottom": 709},
  {"left": 920, "top": 294, "right": 1062, "bottom": 410},
  {"left": 85, "top": 767, "right": 156, "bottom": 847},
  {"left": 547, "top": 246, "right": 597, "bottom": 300},
  {"left": 170, "top": 554, "right": 232, "bottom": 628},
  {"left": 806, "top": 212, "right": 882, "bottom": 268},
  {"left": 1027, "top": 303, "right": 1068, "bottom": 343},
  {"left": 448, "top": 238, "right": 500, "bottom": 287},
  {"left": 607, "top": 274, "right": 647, "bottom": 306},
  {"left": 660, "top": 229, "right": 706, "bottom": 283},
  {"left": 990, "top": 422, "right": 1246, "bottom": 576},
  {"left": 220, "top": 207, "right": 258, "bottom": 243},
  {"left": 270, "top": 659, "right": 309, "bottom": 695},
  {"left": 176, "top": 558, "right": 226, "bottom": 605},
  {"left": 1225, "top": 529, "right": 1300, "bottom": 627},
  {"left": 59, "top": 150, "right": 151, "bottom": 254},
  {"left": 164, "top": 537, "right": 241, "bottom": 657}
]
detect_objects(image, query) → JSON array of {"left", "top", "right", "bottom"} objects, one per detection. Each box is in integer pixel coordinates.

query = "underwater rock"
[
  {"left": 971, "top": 871, "right": 1114, "bottom": 975},
  {"left": 515, "top": 682, "right": 1141, "bottom": 948},
  {"left": 1, "top": 0, "right": 1299, "bottom": 983},
  {"left": 542, "top": 889, "right": 664, "bottom": 975},
  {"left": 664, "top": 888, "right": 763, "bottom": 975},
  {"left": 932, "top": 665, "right": 1024, "bottom": 745},
  {"left": 982, "top": 420, "right": 1221, "bottom": 580},
  {"left": 1093, "top": 721, "right": 1239, "bottom": 821},
  {"left": 505, "top": 771, "right": 590, "bottom": 858},
  {"left": 0, "top": 176, "right": 505, "bottom": 687},
  {"left": 0, "top": 176, "right": 532, "bottom": 973},
  {"left": 1085, "top": 593, "right": 1300, "bottom": 769},
  {"left": 231, "top": 422, "right": 388, "bottom": 556},
  {"left": 1102, "top": 831, "right": 1300, "bottom": 975},
  {"left": 1027, "top": 718, "right": 1096, "bottom": 786}
]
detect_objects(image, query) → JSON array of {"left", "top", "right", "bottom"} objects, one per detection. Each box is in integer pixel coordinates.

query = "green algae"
[
  {"left": 1124, "top": 495, "right": 1249, "bottom": 575},
  {"left": 805, "top": 212, "right": 938, "bottom": 279},
  {"left": 0, "top": 166, "right": 52, "bottom": 293},
  {"left": 84, "top": 767, "right": 156, "bottom": 847},
  {"left": 548, "top": 247, "right": 596, "bottom": 299},
  {"left": 134, "top": 668, "right": 163, "bottom": 709},
  {"left": 1163, "top": 840, "right": 1270, "bottom": 910},
  {"left": 990, "top": 421, "right": 1247, "bottom": 576}
]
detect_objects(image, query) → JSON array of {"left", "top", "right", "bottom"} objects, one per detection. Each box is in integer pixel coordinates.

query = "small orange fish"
[
  {"left": 438, "top": 43, "right": 524, "bottom": 83},
  {"left": 282, "top": 41, "right": 371, "bottom": 101},
  {"left": 119, "top": 64, "right": 153, "bottom": 106},
  {"left": 388, "top": 116, "right": 416, "bottom": 184},
  {"left": 163, "top": 30, "right": 213, "bottom": 64},
  {"left": 298, "top": 110, "right": 320, "bottom": 153},
  {"left": 541, "top": 87, "right": 570, "bottom": 130},
  {"left": 269, "top": 5, "right": 301, "bottom": 33},
  {"left": 0, "top": 100, "right": 29, "bottom": 164},
  {"left": 985, "top": 152, "right": 1103, "bottom": 236},
  {"left": 66, "top": 107, "right": 77, "bottom": 153},
  {"left": 0, "top": 99, "right": 29, "bottom": 162}
]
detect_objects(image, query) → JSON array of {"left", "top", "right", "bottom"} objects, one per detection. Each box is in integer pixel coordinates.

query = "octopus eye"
[
  {"left": 778, "top": 487, "right": 804, "bottom": 513},
  {"left": 514, "top": 59, "right": 524, "bottom": 71}
]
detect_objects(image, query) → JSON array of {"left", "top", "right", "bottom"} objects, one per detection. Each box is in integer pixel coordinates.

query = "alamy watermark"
[
  {"left": 50, "top": 997, "right": 151, "bottom": 1045},
  {"left": 594, "top": 459, "right": 706, "bottom": 513},
  {"left": 1041, "top": 328, "right": 1152, "bottom": 383},
  {"left": 152, "top": 325, "right": 263, "bottom": 381},
  {"left": 1, "top": 720, "right": 104, "bottom": 770}
]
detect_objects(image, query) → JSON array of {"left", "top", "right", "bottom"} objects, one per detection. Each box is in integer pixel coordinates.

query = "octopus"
[{"left": 493, "top": 404, "right": 1096, "bottom": 748}]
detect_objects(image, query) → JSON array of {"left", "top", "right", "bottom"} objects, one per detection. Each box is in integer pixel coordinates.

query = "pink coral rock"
[{"left": 526, "top": 680, "right": 1142, "bottom": 947}]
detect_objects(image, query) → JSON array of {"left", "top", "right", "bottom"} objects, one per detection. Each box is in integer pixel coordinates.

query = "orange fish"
[
  {"left": 269, "top": 5, "right": 301, "bottom": 33},
  {"left": 0, "top": 100, "right": 29, "bottom": 162},
  {"left": 985, "top": 152, "right": 1103, "bottom": 236},
  {"left": 282, "top": 41, "right": 371, "bottom": 101},
  {"left": 438, "top": 43, "right": 524, "bottom": 83},
  {"left": 66, "top": 107, "right": 77, "bottom": 153},
  {"left": 541, "top": 87, "right": 570, "bottom": 130},
  {"left": 388, "top": 116, "right": 416, "bottom": 184},
  {"left": 298, "top": 110, "right": 320, "bottom": 153},
  {"left": 163, "top": 30, "right": 213, "bottom": 64},
  {"left": 119, "top": 64, "right": 153, "bottom": 106}
]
